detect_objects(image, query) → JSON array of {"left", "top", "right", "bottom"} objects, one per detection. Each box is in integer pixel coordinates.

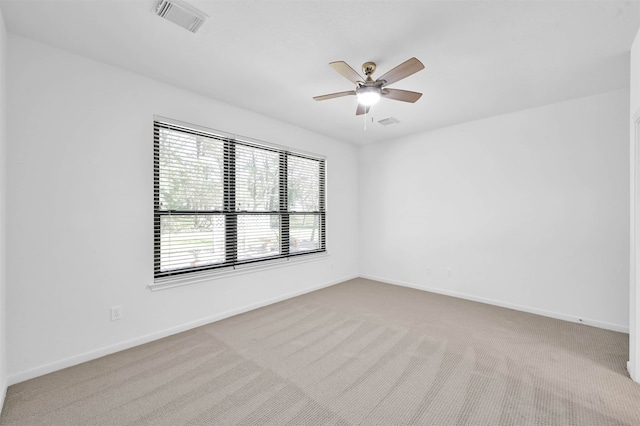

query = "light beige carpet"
[{"left": 2, "top": 278, "right": 640, "bottom": 425}]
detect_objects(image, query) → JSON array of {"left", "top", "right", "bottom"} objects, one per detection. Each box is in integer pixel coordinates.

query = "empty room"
[{"left": 1, "top": 0, "right": 640, "bottom": 424}]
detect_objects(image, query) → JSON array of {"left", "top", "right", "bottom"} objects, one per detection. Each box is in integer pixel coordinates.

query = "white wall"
[
  {"left": 629, "top": 27, "right": 640, "bottom": 382},
  {"left": 0, "top": 3, "right": 8, "bottom": 411},
  {"left": 360, "top": 89, "right": 629, "bottom": 332},
  {"left": 5, "top": 35, "right": 359, "bottom": 383},
  {"left": 632, "top": 28, "right": 640, "bottom": 117}
]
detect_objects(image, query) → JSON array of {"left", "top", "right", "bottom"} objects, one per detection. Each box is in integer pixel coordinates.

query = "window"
[{"left": 154, "top": 118, "right": 326, "bottom": 280}]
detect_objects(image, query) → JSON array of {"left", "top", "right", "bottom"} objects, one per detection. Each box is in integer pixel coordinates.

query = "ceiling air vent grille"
[
  {"left": 378, "top": 117, "right": 400, "bottom": 126},
  {"left": 155, "top": 0, "right": 208, "bottom": 33}
]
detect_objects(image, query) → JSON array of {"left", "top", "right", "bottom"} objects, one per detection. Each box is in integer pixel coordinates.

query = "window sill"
[{"left": 149, "top": 252, "right": 330, "bottom": 291}]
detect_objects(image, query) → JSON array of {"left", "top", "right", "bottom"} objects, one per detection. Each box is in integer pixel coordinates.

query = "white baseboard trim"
[
  {"left": 360, "top": 274, "right": 629, "bottom": 334},
  {"left": 0, "top": 377, "right": 7, "bottom": 415},
  {"left": 7, "top": 274, "right": 357, "bottom": 386}
]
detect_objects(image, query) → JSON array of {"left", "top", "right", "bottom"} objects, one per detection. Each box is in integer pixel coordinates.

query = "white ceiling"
[{"left": 1, "top": 0, "right": 639, "bottom": 145}]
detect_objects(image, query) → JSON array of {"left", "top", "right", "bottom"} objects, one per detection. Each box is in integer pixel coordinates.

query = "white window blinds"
[{"left": 154, "top": 119, "right": 326, "bottom": 279}]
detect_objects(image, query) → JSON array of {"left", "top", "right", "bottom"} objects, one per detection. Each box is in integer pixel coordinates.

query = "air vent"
[
  {"left": 378, "top": 117, "right": 400, "bottom": 126},
  {"left": 155, "top": 0, "right": 208, "bottom": 33}
]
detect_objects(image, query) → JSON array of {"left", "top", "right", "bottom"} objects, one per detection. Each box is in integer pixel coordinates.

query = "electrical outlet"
[
  {"left": 447, "top": 268, "right": 453, "bottom": 278},
  {"left": 111, "top": 305, "right": 123, "bottom": 321}
]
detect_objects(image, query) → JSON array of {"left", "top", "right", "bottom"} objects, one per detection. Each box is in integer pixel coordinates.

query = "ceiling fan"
[{"left": 313, "top": 57, "right": 425, "bottom": 115}]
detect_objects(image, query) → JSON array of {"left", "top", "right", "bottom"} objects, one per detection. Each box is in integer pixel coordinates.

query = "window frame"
[{"left": 153, "top": 117, "right": 326, "bottom": 283}]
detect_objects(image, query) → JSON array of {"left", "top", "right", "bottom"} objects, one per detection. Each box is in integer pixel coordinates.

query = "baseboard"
[
  {"left": 0, "top": 376, "right": 6, "bottom": 415},
  {"left": 7, "top": 274, "right": 357, "bottom": 386},
  {"left": 360, "top": 274, "right": 629, "bottom": 333}
]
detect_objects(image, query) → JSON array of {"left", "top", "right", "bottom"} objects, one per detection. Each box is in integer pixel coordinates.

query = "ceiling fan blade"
[
  {"left": 356, "top": 103, "right": 370, "bottom": 116},
  {"left": 382, "top": 88, "right": 423, "bottom": 103},
  {"left": 313, "top": 90, "right": 356, "bottom": 101},
  {"left": 330, "top": 61, "right": 364, "bottom": 84},
  {"left": 376, "top": 57, "right": 425, "bottom": 86}
]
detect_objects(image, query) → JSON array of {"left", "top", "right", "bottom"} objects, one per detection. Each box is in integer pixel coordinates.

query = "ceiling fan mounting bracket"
[{"left": 362, "top": 62, "right": 377, "bottom": 76}]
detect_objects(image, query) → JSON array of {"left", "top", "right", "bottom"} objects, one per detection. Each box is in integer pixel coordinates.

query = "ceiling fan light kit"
[
  {"left": 356, "top": 86, "right": 381, "bottom": 106},
  {"left": 314, "top": 57, "right": 425, "bottom": 115}
]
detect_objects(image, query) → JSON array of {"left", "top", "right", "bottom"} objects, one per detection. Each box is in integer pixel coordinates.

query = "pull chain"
[
  {"left": 364, "top": 106, "right": 373, "bottom": 131},
  {"left": 364, "top": 107, "right": 367, "bottom": 131}
]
